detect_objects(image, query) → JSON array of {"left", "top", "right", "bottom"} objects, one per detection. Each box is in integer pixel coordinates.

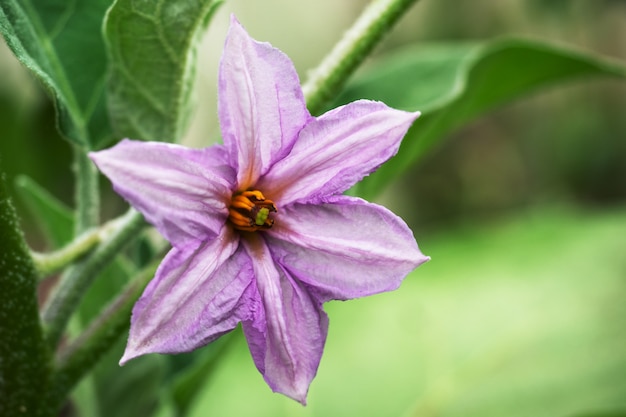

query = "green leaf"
[
  {"left": 0, "top": 0, "right": 113, "bottom": 148},
  {"left": 14, "top": 175, "right": 74, "bottom": 248},
  {"left": 0, "top": 168, "right": 51, "bottom": 417},
  {"left": 337, "top": 38, "right": 626, "bottom": 199},
  {"left": 104, "top": 0, "right": 222, "bottom": 142}
]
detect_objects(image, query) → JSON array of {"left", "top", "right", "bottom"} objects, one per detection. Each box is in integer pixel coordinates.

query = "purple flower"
[{"left": 90, "top": 15, "right": 429, "bottom": 404}]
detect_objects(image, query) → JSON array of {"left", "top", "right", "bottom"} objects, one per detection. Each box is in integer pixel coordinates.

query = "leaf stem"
[
  {"left": 41, "top": 209, "right": 146, "bottom": 349},
  {"left": 32, "top": 228, "right": 101, "bottom": 278},
  {"left": 46, "top": 259, "right": 159, "bottom": 408},
  {"left": 31, "top": 214, "right": 136, "bottom": 278},
  {"left": 302, "top": 0, "right": 420, "bottom": 115}
]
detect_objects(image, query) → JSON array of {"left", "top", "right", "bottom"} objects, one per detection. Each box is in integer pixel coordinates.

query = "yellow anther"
[{"left": 228, "top": 189, "right": 277, "bottom": 232}]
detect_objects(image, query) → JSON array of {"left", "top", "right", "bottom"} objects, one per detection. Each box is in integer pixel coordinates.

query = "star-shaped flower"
[{"left": 90, "top": 15, "right": 429, "bottom": 404}]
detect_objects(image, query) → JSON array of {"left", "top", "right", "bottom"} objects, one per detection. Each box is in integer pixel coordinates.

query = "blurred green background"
[{"left": 1, "top": 0, "right": 625, "bottom": 416}]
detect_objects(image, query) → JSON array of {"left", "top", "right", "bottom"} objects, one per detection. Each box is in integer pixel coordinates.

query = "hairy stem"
[
  {"left": 32, "top": 228, "right": 101, "bottom": 277},
  {"left": 46, "top": 259, "right": 159, "bottom": 408},
  {"left": 302, "top": 0, "right": 420, "bottom": 115},
  {"left": 41, "top": 209, "right": 145, "bottom": 348},
  {"left": 73, "top": 147, "right": 99, "bottom": 234},
  {"left": 31, "top": 214, "right": 136, "bottom": 278}
]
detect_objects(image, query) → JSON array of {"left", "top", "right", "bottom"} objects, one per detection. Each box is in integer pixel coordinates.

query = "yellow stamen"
[{"left": 228, "top": 190, "right": 277, "bottom": 232}]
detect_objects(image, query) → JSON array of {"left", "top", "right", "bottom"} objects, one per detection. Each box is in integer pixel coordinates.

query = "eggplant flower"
[{"left": 90, "top": 15, "right": 429, "bottom": 404}]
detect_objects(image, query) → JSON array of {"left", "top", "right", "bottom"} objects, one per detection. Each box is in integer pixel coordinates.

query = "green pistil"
[{"left": 255, "top": 207, "right": 270, "bottom": 226}]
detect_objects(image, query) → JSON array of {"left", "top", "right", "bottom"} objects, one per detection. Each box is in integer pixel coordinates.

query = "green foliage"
[
  {"left": 14, "top": 175, "right": 168, "bottom": 417},
  {"left": 3, "top": 2, "right": 625, "bottom": 416},
  {"left": 169, "top": 334, "right": 235, "bottom": 416},
  {"left": 13, "top": 175, "right": 154, "bottom": 414},
  {"left": 72, "top": 341, "right": 169, "bottom": 417},
  {"left": 0, "top": 0, "right": 113, "bottom": 148},
  {"left": 14, "top": 175, "right": 73, "bottom": 248},
  {"left": 104, "top": 0, "right": 223, "bottom": 143},
  {"left": 0, "top": 169, "right": 50, "bottom": 417},
  {"left": 337, "top": 39, "right": 626, "bottom": 199},
  {"left": 68, "top": 257, "right": 150, "bottom": 417},
  {"left": 70, "top": 317, "right": 235, "bottom": 417},
  {"left": 185, "top": 207, "right": 626, "bottom": 416}
]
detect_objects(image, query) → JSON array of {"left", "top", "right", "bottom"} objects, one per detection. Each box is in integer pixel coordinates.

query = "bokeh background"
[{"left": 1, "top": 0, "right": 625, "bottom": 416}]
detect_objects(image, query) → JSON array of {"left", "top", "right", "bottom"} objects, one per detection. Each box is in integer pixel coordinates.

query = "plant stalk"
[
  {"left": 32, "top": 227, "right": 101, "bottom": 278},
  {"left": 46, "top": 259, "right": 159, "bottom": 408},
  {"left": 41, "top": 209, "right": 145, "bottom": 348},
  {"left": 73, "top": 147, "right": 99, "bottom": 235},
  {"left": 302, "top": 0, "right": 420, "bottom": 115}
]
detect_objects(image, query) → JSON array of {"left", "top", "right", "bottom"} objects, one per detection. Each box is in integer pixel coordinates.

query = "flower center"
[{"left": 228, "top": 190, "right": 277, "bottom": 232}]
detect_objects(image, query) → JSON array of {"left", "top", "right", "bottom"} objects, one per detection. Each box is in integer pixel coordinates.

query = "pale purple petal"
[
  {"left": 258, "top": 100, "right": 419, "bottom": 205},
  {"left": 120, "top": 228, "right": 257, "bottom": 363},
  {"left": 241, "top": 236, "right": 328, "bottom": 404},
  {"left": 89, "top": 139, "right": 235, "bottom": 247},
  {"left": 218, "top": 15, "right": 310, "bottom": 190},
  {"left": 266, "top": 195, "right": 429, "bottom": 301}
]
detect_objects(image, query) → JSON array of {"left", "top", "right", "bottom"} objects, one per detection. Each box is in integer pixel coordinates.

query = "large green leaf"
[
  {"left": 336, "top": 39, "right": 626, "bottom": 199},
  {"left": 104, "top": 0, "right": 222, "bottom": 143},
  {"left": 186, "top": 206, "right": 626, "bottom": 416},
  {"left": 0, "top": 0, "right": 113, "bottom": 147}
]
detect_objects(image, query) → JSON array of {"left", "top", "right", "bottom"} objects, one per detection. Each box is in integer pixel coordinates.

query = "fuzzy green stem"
[
  {"left": 302, "top": 0, "right": 419, "bottom": 115},
  {"left": 41, "top": 209, "right": 145, "bottom": 349},
  {"left": 73, "top": 146, "right": 100, "bottom": 235},
  {"left": 46, "top": 259, "right": 159, "bottom": 409},
  {"left": 32, "top": 228, "right": 101, "bottom": 277}
]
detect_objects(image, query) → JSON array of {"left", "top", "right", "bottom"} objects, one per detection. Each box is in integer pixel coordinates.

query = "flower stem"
[
  {"left": 32, "top": 228, "right": 101, "bottom": 278},
  {"left": 46, "top": 259, "right": 159, "bottom": 409},
  {"left": 302, "top": 0, "right": 420, "bottom": 115},
  {"left": 73, "top": 146, "right": 100, "bottom": 235},
  {"left": 31, "top": 213, "right": 137, "bottom": 278},
  {"left": 41, "top": 209, "right": 146, "bottom": 349}
]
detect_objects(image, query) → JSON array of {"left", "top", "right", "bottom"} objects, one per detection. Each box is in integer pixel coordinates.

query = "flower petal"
[
  {"left": 267, "top": 195, "right": 429, "bottom": 301},
  {"left": 120, "top": 228, "right": 256, "bottom": 363},
  {"left": 218, "top": 15, "right": 310, "bottom": 190},
  {"left": 90, "top": 139, "right": 235, "bottom": 246},
  {"left": 241, "top": 236, "right": 328, "bottom": 404},
  {"left": 259, "top": 100, "right": 419, "bottom": 205}
]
